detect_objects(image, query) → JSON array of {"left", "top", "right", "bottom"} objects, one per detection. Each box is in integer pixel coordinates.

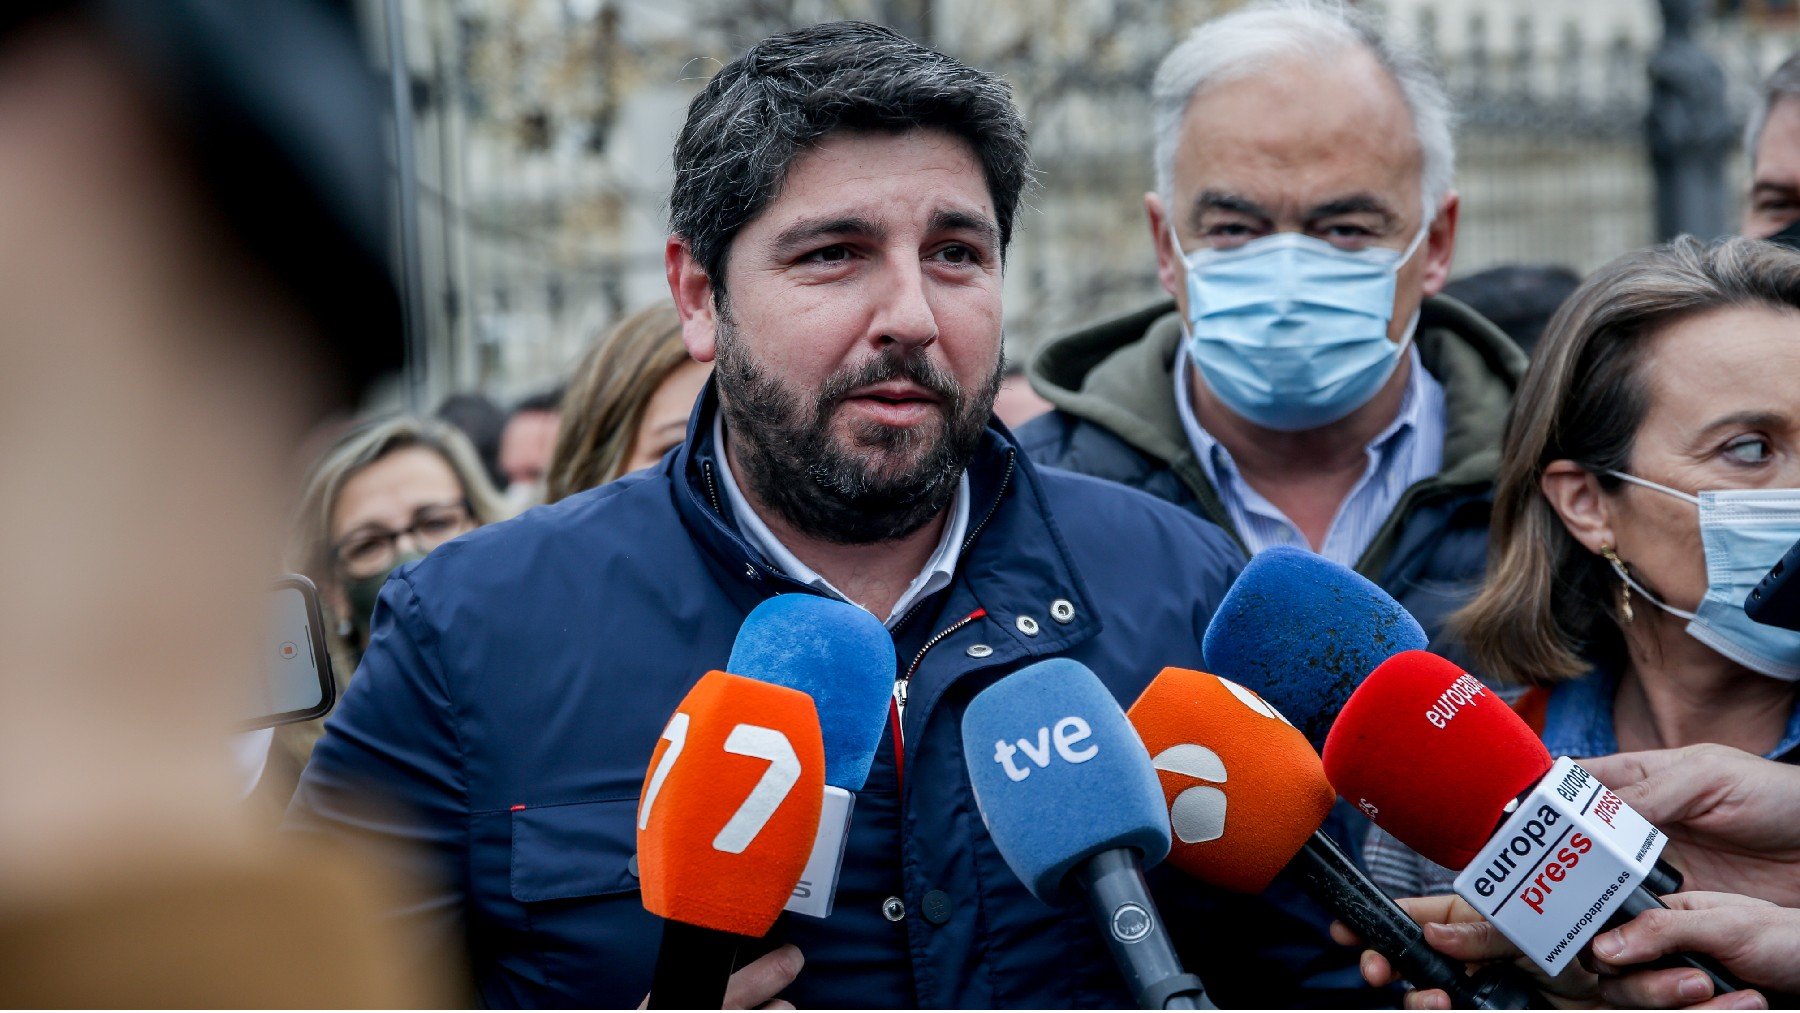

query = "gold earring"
[{"left": 1600, "top": 544, "right": 1633, "bottom": 624}]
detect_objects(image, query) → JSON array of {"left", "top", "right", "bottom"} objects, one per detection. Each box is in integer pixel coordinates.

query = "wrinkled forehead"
[
  {"left": 765, "top": 128, "right": 995, "bottom": 217},
  {"left": 1754, "top": 94, "right": 1800, "bottom": 181},
  {"left": 1170, "top": 51, "right": 1425, "bottom": 220},
  {"left": 737, "top": 127, "right": 1002, "bottom": 259}
]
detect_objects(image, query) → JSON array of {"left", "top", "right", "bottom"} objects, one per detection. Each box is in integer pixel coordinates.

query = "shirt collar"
[
  {"left": 1173, "top": 341, "right": 1431, "bottom": 486},
  {"left": 1541, "top": 665, "right": 1800, "bottom": 762},
  {"left": 710, "top": 411, "right": 969, "bottom": 628}
]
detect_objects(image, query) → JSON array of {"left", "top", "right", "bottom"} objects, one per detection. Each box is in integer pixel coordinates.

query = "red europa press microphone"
[
  {"left": 1322, "top": 650, "right": 1743, "bottom": 992},
  {"left": 637, "top": 671, "right": 826, "bottom": 1009},
  {"left": 1129, "top": 668, "right": 1540, "bottom": 1010}
]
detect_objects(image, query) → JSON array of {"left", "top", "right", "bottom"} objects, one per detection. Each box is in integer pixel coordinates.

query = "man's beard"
[{"left": 713, "top": 309, "right": 1002, "bottom": 546}]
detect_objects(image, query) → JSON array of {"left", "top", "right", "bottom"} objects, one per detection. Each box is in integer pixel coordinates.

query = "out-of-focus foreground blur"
[{"left": 0, "top": 0, "right": 437, "bottom": 1003}]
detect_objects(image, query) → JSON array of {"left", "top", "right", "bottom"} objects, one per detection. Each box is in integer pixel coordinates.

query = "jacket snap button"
[
  {"left": 966, "top": 643, "right": 993, "bottom": 658},
  {"left": 882, "top": 896, "right": 906, "bottom": 922},
  {"left": 922, "top": 889, "right": 953, "bottom": 925},
  {"left": 1050, "top": 599, "right": 1075, "bottom": 623},
  {"left": 627, "top": 854, "right": 639, "bottom": 879},
  {"left": 1016, "top": 615, "right": 1040, "bottom": 636}
]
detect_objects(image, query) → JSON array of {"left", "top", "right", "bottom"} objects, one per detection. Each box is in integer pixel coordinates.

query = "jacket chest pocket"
[{"left": 508, "top": 798, "right": 659, "bottom": 1004}]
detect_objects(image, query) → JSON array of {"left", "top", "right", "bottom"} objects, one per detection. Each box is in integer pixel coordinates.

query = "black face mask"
[{"left": 1765, "top": 216, "right": 1800, "bottom": 252}]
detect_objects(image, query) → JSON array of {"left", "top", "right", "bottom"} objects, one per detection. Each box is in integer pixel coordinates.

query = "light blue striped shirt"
[{"left": 1173, "top": 342, "right": 1447, "bottom": 567}]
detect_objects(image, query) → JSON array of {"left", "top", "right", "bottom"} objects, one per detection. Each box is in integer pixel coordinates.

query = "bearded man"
[{"left": 286, "top": 22, "right": 1374, "bottom": 1008}]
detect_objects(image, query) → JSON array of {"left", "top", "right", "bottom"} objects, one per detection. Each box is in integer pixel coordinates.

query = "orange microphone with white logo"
[
  {"left": 637, "top": 671, "right": 825, "bottom": 1009},
  {"left": 1128, "top": 667, "right": 1543, "bottom": 1010}
]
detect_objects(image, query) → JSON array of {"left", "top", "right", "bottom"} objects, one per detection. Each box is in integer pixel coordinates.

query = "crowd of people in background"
[{"left": 7, "top": 0, "right": 1800, "bottom": 1006}]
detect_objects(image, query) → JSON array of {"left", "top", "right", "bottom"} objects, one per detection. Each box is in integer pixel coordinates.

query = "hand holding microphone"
[
  {"left": 636, "top": 594, "right": 894, "bottom": 1008},
  {"left": 1127, "top": 666, "right": 1542, "bottom": 1009},
  {"left": 1322, "top": 650, "right": 1748, "bottom": 997},
  {"left": 1345, "top": 891, "right": 1797, "bottom": 1010},
  {"left": 636, "top": 671, "right": 825, "bottom": 1009},
  {"left": 1333, "top": 894, "right": 1598, "bottom": 1010},
  {"left": 1590, "top": 892, "right": 1796, "bottom": 1008},
  {"left": 1580, "top": 746, "right": 1800, "bottom": 908},
  {"left": 634, "top": 947, "right": 804, "bottom": 1012}
]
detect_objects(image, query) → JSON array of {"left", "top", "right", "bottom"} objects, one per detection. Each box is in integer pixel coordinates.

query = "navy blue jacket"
[{"left": 286, "top": 387, "right": 1380, "bottom": 1008}]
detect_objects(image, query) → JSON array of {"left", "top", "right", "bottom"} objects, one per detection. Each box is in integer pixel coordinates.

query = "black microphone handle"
[
  {"left": 1072, "top": 849, "right": 1215, "bottom": 1010},
  {"left": 1644, "top": 858, "right": 1683, "bottom": 897},
  {"left": 648, "top": 919, "right": 743, "bottom": 1009},
  {"left": 1608, "top": 886, "right": 1747, "bottom": 996},
  {"left": 1285, "top": 831, "right": 1547, "bottom": 1010}
]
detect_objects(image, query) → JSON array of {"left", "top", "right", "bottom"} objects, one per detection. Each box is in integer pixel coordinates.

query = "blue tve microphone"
[
  {"left": 728, "top": 593, "right": 895, "bottom": 917},
  {"left": 1202, "top": 546, "right": 1426, "bottom": 744},
  {"left": 962, "top": 658, "right": 1213, "bottom": 1011}
]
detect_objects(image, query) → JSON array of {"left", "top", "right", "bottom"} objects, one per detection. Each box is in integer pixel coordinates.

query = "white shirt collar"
[{"left": 712, "top": 411, "right": 969, "bottom": 629}]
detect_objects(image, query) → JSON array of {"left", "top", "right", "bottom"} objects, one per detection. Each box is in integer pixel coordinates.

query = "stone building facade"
[{"left": 369, "top": 0, "right": 1800, "bottom": 404}]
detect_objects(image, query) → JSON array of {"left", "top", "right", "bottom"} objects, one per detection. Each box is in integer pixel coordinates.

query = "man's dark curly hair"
[{"left": 669, "top": 20, "right": 1034, "bottom": 293}]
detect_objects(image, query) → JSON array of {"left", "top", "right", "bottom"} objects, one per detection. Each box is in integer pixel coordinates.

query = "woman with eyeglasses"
[{"left": 276, "top": 416, "right": 506, "bottom": 789}]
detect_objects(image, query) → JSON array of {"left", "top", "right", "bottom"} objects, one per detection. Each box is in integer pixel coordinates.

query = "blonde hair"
[
  {"left": 288, "top": 414, "right": 506, "bottom": 591},
  {"left": 545, "top": 302, "right": 695, "bottom": 502},
  {"left": 1452, "top": 236, "right": 1800, "bottom": 686}
]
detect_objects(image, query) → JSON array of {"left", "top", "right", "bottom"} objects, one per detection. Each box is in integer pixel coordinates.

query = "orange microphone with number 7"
[{"left": 637, "top": 671, "right": 826, "bottom": 1009}]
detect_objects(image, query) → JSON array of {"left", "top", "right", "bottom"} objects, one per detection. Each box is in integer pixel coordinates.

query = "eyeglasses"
[{"left": 333, "top": 500, "right": 475, "bottom": 577}]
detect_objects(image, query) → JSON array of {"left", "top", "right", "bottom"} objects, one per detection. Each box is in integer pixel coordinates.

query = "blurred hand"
[
  {"left": 638, "top": 944, "right": 803, "bottom": 1010},
  {"left": 1329, "top": 895, "right": 1599, "bottom": 1009},
  {"left": 1581, "top": 746, "right": 1800, "bottom": 906},
  {"left": 1590, "top": 892, "right": 1793, "bottom": 1009}
]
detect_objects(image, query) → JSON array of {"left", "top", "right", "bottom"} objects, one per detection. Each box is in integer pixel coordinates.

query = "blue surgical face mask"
[
  {"left": 1169, "top": 224, "right": 1428, "bottom": 432},
  {"left": 1605, "top": 470, "right": 1800, "bottom": 682}
]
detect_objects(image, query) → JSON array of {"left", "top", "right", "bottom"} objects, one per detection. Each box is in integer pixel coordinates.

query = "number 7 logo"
[
  {"left": 640, "top": 713, "right": 805, "bottom": 854},
  {"left": 636, "top": 671, "right": 825, "bottom": 935}
]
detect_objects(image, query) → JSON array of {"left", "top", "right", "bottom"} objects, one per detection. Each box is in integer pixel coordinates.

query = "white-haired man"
[
  {"left": 1022, "top": 0, "right": 1523, "bottom": 657},
  {"left": 1745, "top": 53, "right": 1800, "bottom": 245}
]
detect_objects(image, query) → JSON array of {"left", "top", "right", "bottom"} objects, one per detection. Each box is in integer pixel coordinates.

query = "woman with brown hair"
[
  {"left": 1363, "top": 234, "right": 1800, "bottom": 901},
  {"left": 545, "top": 301, "right": 710, "bottom": 502}
]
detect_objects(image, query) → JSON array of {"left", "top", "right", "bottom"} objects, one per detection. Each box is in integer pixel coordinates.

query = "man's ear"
[
  {"left": 1145, "top": 191, "right": 1184, "bottom": 309},
  {"left": 1541, "top": 459, "right": 1615, "bottom": 555},
  {"left": 666, "top": 235, "right": 719, "bottom": 363},
  {"left": 1419, "top": 191, "right": 1460, "bottom": 297}
]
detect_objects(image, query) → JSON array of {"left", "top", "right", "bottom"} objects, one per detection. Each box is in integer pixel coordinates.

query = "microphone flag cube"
[
  {"left": 960, "top": 658, "right": 1170, "bottom": 900},
  {"left": 636, "top": 670, "right": 825, "bottom": 937},
  {"left": 1128, "top": 668, "right": 1335, "bottom": 894},
  {"left": 1451, "top": 756, "right": 1668, "bottom": 976}
]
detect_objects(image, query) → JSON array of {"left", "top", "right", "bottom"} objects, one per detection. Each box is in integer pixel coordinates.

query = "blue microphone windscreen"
[
  {"left": 1202, "top": 545, "right": 1426, "bottom": 744},
  {"left": 728, "top": 594, "right": 896, "bottom": 791},
  {"left": 961, "top": 658, "right": 1171, "bottom": 900}
]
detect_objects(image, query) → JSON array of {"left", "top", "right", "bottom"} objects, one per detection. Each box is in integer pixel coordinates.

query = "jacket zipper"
[
  {"left": 703, "top": 458, "right": 787, "bottom": 583},
  {"left": 711, "top": 448, "right": 1018, "bottom": 752},
  {"left": 702, "top": 459, "right": 724, "bottom": 515},
  {"left": 896, "top": 607, "right": 988, "bottom": 724},
  {"left": 890, "top": 449, "right": 1017, "bottom": 740}
]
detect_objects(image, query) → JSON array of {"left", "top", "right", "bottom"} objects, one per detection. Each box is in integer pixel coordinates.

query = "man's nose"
[{"left": 870, "top": 259, "right": 939, "bottom": 352}]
